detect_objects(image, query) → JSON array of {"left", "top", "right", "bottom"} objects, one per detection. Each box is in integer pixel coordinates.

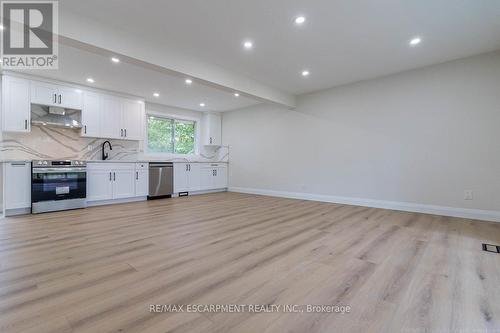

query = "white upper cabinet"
[
  {"left": 2, "top": 74, "right": 144, "bottom": 140},
  {"left": 1, "top": 76, "right": 31, "bottom": 132},
  {"left": 30, "top": 80, "right": 58, "bottom": 106},
  {"left": 81, "top": 91, "right": 101, "bottom": 137},
  {"left": 202, "top": 113, "right": 222, "bottom": 146},
  {"left": 122, "top": 99, "right": 144, "bottom": 141},
  {"left": 30, "top": 80, "right": 82, "bottom": 109},
  {"left": 100, "top": 94, "right": 123, "bottom": 139},
  {"left": 82, "top": 92, "right": 144, "bottom": 141},
  {"left": 57, "top": 86, "right": 83, "bottom": 110}
]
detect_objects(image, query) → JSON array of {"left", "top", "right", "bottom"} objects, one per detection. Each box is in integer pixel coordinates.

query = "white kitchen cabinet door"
[
  {"left": 199, "top": 167, "right": 215, "bottom": 191},
  {"left": 135, "top": 170, "right": 149, "bottom": 197},
  {"left": 214, "top": 166, "right": 228, "bottom": 188},
  {"left": 122, "top": 99, "right": 143, "bottom": 140},
  {"left": 57, "top": 86, "right": 83, "bottom": 110},
  {"left": 4, "top": 162, "right": 31, "bottom": 209},
  {"left": 100, "top": 95, "right": 122, "bottom": 139},
  {"left": 202, "top": 113, "right": 222, "bottom": 146},
  {"left": 188, "top": 163, "right": 201, "bottom": 191},
  {"left": 135, "top": 162, "right": 149, "bottom": 197},
  {"left": 31, "top": 80, "right": 82, "bottom": 109},
  {"left": 2, "top": 76, "right": 31, "bottom": 132},
  {"left": 81, "top": 91, "right": 101, "bottom": 137},
  {"left": 174, "top": 163, "right": 189, "bottom": 193},
  {"left": 30, "top": 80, "right": 58, "bottom": 106},
  {"left": 112, "top": 169, "right": 136, "bottom": 199},
  {"left": 87, "top": 169, "right": 113, "bottom": 201}
]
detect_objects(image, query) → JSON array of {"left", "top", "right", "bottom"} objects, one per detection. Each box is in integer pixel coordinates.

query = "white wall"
[{"left": 223, "top": 50, "right": 500, "bottom": 219}]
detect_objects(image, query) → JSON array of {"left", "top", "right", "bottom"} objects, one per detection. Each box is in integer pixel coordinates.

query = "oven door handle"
[{"left": 33, "top": 168, "right": 87, "bottom": 173}]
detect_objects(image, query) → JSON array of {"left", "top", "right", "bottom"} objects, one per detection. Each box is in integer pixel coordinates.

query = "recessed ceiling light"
[
  {"left": 86, "top": 78, "right": 95, "bottom": 83},
  {"left": 199, "top": 103, "right": 206, "bottom": 107},
  {"left": 295, "top": 16, "right": 306, "bottom": 25},
  {"left": 301, "top": 70, "right": 310, "bottom": 77},
  {"left": 0, "top": 25, "right": 4, "bottom": 30},
  {"left": 185, "top": 78, "right": 193, "bottom": 85},
  {"left": 234, "top": 92, "right": 240, "bottom": 97},
  {"left": 409, "top": 37, "right": 422, "bottom": 46},
  {"left": 243, "top": 40, "right": 253, "bottom": 49},
  {"left": 111, "top": 57, "right": 120, "bottom": 63},
  {"left": 153, "top": 92, "right": 160, "bottom": 97}
]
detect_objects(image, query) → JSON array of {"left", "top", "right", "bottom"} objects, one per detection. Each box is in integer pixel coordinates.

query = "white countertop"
[
  {"left": 1, "top": 159, "right": 228, "bottom": 164},
  {"left": 86, "top": 160, "right": 228, "bottom": 163}
]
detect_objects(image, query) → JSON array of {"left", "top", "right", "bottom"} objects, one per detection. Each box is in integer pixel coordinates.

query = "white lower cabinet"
[
  {"left": 135, "top": 163, "right": 149, "bottom": 197},
  {"left": 174, "top": 163, "right": 200, "bottom": 193},
  {"left": 112, "top": 168, "right": 136, "bottom": 199},
  {"left": 199, "top": 163, "right": 228, "bottom": 190},
  {"left": 86, "top": 169, "right": 114, "bottom": 201},
  {"left": 87, "top": 163, "right": 149, "bottom": 203},
  {"left": 214, "top": 165, "right": 228, "bottom": 188},
  {"left": 175, "top": 163, "right": 227, "bottom": 193},
  {"left": 4, "top": 162, "right": 31, "bottom": 211}
]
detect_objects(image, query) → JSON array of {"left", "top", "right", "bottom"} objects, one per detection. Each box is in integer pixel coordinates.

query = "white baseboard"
[
  {"left": 4, "top": 207, "right": 31, "bottom": 216},
  {"left": 228, "top": 187, "right": 500, "bottom": 223}
]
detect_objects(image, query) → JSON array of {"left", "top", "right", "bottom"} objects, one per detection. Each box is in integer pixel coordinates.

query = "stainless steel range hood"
[{"left": 31, "top": 106, "right": 83, "bottom": 129}]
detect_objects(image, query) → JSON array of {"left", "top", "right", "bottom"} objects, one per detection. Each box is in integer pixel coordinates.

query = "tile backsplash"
[
  {"left": 0, "top": 125, "right": 141, "bottom": 161},
  {"left": 0, "top": 125, "right": 229, "bottom": 162}
]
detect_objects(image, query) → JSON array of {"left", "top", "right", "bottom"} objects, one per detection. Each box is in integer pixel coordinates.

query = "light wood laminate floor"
[{"left": 0, "top": 192, "right": 499, "bottom": 333}]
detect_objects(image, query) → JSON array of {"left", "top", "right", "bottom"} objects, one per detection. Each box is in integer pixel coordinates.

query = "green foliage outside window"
[{"left": 147, "top": 116, "right": 195, "bottom": 154}]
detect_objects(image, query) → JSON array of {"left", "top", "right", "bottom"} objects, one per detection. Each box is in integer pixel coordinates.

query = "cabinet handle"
[
  {"left": 84, "top": 125, "right": 87, "bottom": 134},
  {"left": 11, "top": 162, "right": 26, "bottom": 166},
  {"left": 120, "top": 129, "right": 123, "bottom": 137},
  {"left": 109, "top": 172, "right": 112, "bottom": 181},
  {"left": 188, "top": 164, "right": 191, "bottom": 171},
  {"left": 58, "top": 94, "right": 61, "bottom": 104},
  {"left": 185, "top": 164, "right": 188, "bottom": 171},
  {"left": 53, "top": 93, "right": 57, "bottom": 103},
  {"left": 215, "top": 169, "right": 217, "bottom": 176},
  {"left": 24, "top": 119, "right": 28, "bottom": 130},
  {"left": 136, "top": 171, "right": 138, "bottom": 180},
  {"left": 210, "top": 137, "right": 212, "bottom": 144},
  {"left": 124, "top": 129, "right": 127, "bottom": 137},
  {"left": 113, "top": 172, "right": 116, "bottom": 181}
]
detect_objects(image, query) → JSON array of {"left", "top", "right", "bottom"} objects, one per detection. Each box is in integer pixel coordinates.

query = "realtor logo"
[{"left": 1, "top": 0, "right": 58, "bottom": 69}]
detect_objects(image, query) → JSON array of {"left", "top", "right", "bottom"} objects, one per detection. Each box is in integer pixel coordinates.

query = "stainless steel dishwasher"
[{"left": 148, "top": 162, "right": 173, "bottom": 199}]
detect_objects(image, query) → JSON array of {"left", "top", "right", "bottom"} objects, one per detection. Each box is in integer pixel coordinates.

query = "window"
[{"left": 147, "top": 116, "right": 196, "bottom": 154}]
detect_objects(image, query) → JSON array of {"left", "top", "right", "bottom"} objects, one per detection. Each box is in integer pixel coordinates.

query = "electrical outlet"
[
  {"left": 87, "top": 145, "right": 93, "bottom": 152},
  {"left": 464, "top": 190, "right": 473, "bottom": 200}
]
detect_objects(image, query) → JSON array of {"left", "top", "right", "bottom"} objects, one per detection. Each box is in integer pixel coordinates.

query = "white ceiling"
[
  {"left": 13, "top": 43, "right": 260, "bottom": 112},
  {"left": 60, "top": 0, "right": 500, "bottom": 95}
]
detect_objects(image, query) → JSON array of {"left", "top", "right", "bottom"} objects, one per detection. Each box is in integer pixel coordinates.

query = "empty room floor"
[{"left": 0, "top": 192, "right": 499, "bottom": 333}]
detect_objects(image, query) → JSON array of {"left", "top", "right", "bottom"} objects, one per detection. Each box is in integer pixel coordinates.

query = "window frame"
[{"left": 144, "top": 111, "right": 199, "bottom": 158}]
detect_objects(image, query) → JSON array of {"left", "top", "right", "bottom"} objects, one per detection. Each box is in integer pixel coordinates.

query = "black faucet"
[{"left": 102, "top": 141, "right": 112, "bottom": 160}]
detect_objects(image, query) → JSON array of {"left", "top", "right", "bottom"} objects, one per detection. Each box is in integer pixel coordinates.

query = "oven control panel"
[{"left": 33, "top": 160, "right": 86, "bottom": 167}]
